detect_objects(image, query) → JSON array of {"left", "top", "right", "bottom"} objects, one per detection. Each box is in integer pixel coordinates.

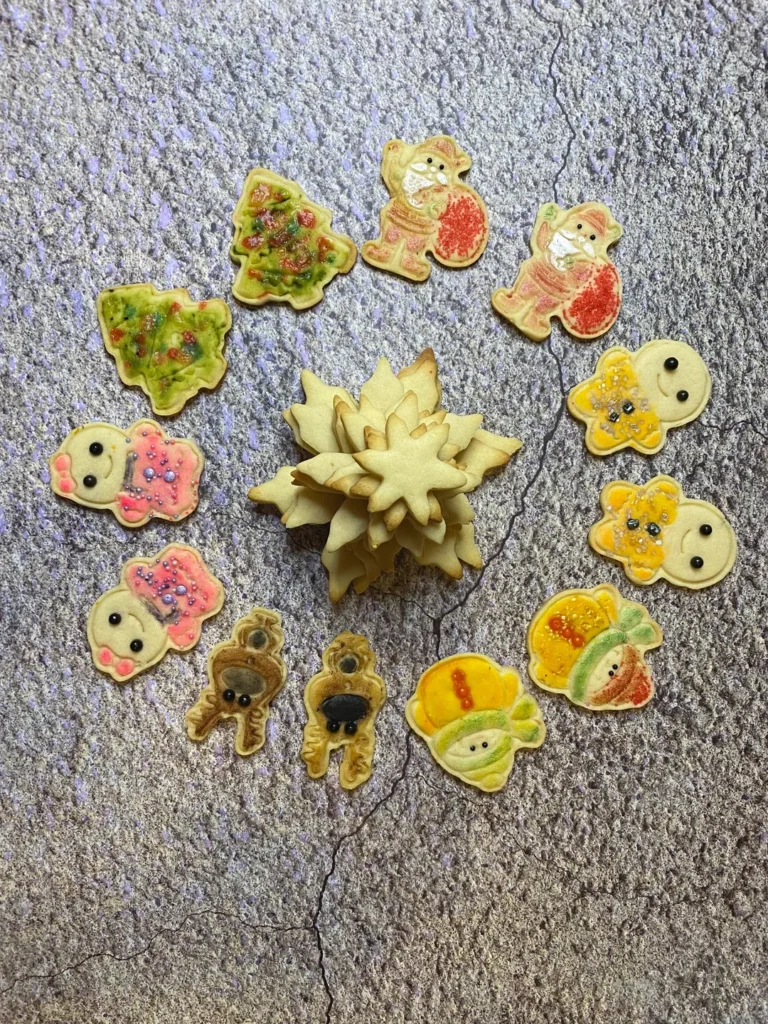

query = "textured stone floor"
[{"left": 1, "top": 0, "right": 767, "bottom": 1021}]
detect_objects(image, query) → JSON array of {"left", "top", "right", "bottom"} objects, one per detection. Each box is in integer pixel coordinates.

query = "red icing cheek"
[
  {"left": 115, "top": 659, "right": 135, "bottom": 677},
  {"left": 55, "top": 455, "right": 70, "bottom": 471},
  {"left": 98, "top": 647, "right": 113, "bottom": 666},
  {"left": 59, "top": 478, "right": 76, "bottom": 493}
]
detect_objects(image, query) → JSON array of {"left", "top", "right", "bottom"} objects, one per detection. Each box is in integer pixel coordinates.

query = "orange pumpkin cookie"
[
  {"left": 527, "top": 585, "right": 662, "bottom": 711},
  {"left": 590, "top": 475, "right": 737, "bottom": 589}
]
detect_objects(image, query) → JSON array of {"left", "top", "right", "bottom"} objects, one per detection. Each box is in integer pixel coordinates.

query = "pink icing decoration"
[
  {"left": 98, "top": 647, "right": 113, "bottom": 665},
  {"left": 119, "top": 425, "right": 201, "bottom": 522},
  {"left": 55, "top": 455, "right": 70, "bottom": 471},
  {"left": 59, "top": 478, "right": 76, "bottom": 493},
  {"left": 116, "top": 659, "right": 135, "bottom": 676}
]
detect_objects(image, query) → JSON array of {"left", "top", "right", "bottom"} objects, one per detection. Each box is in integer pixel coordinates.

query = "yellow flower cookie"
[
  {"left": 406, "top": 654, "right": 545, "bottom": 792},
  {"left": 527, "top": 585, "right": 662, "bottom": 711},
  {"left": 589, "top": 475, "right": 737, "bottom": 589},
  {"left": 568, "top": 340, "right": 711, "bottom": 455}
]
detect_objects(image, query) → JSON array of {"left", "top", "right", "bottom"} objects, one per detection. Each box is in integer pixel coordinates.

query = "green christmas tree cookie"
[
  {"left": 230, "top": 169, "right": 357, "bottom": 310},
  {"left": 97, "top": 284, "right": 231, "bottom": 416}
]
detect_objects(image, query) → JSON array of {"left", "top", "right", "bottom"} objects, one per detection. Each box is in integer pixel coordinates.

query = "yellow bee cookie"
[
  {"left": 568, "top": 340, "right": 711, "bottom": 455},
  {"left": 589, "top": 475, "right": 737, "bottom": 589},
  {"left": 406, "top": 654, "right": 545, "bottom": 792}
]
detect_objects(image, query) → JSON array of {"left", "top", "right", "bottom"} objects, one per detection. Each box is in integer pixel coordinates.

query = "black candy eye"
[
  {"left": 249, "top": 629, "right": 267, "bottom": 649},
  {"left": 482, "top": 741, "right": 488, "bottom": 748},
  {"left": 609, "top": 670, "right": 614, "bottom": 677},
  {"left": 646, "top": 523, "right": 661, "bottom": 537},
  {"left": 339, "top": 655, "right": 358, "bottom": 674},
  {"left": 222, "top": 689, "right": 236, "bottom": 702},
  {"left": 608, "top": 411, "right": 620, "bottom": 423},
  {"left": 83, "top": 475, "right": 97, "bottom": 488},
  {"left": 327, "top": 720, "right": 340, "bottom": 733},
  {"left": 108, "top": 613, "right": 121, "bottom": 625},
  {"left": 590, "top": 234, "right": 596, "bottom": 240},
  {"left": 577, "top": 223, "right": 582, "bottom": 229},
  {"left": 439, "top": 163, "right": 444, "bottom": 170},
  {"left": 344, "top": 721, "right": 357, "bottom": 735},
  {"left": 690, "top": 556, "right": 704, "bottom": 569},
  {"left": 427, "top": 157, "right": 432, "bottom": 163},
  {"left": 627, "top": 518, "right": 640, "bottom": 530},
  {"left": 469, "top": 745, "right": 476, "bottom": 751},
  {"left": 612, "top": 664, "right": 618, "bottom": 670},
  {"left": 700, "top": 524, "right": 712, "bottom": 536},
  {"left": 622, "top": 400, "right": 635, "bottom": 415},
  {"left": 130, "top": 639, "right": 143, "bottom": 653},
  {"left": 664, "top": 357, "right": 679, "bottom": 371},
  {"left": 238, "top": 694, "right": 251, "bottom": 707},
  {"left": 89, "top": 442, "right": 103, "bottom": 456},
  {"left": 677, "top": 390, "right": 689, "bottom": 402}
]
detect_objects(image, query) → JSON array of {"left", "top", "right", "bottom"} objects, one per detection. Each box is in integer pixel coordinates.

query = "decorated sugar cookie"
[
  {"left": 590, "top": 475, "right": 737, "bottom": 589},
  {"left": 527, "top": 585, "right": 662, "bottom": 711},
  {"left": 301, "top": 633, "right": 386, "bottom": 791},
  {"left": 50, "top": 420, "right": 203, "bottom": 527},
  {"left": 98, "top": 284, "right": 231, "bottom": 416},
  {"left": 492, "top": 201, "right": 623, "bottom": 341},
  {"left": 186, "top": 608, "right": 287, "bottom": 755},
  {"left": 362, "top": 135, "right": 488, "bottom": 282},
  {"left": 568, "top": 340, "right": 712, "bottom": 455},
  {"left": 249, "top": 348, "right": 521, "bottom": 600},
  {"left": 406, "top": 654, "right": 545, "bottom": 793},
  {"left": 230, "top": 168, "right": 357, "bottom": 309},
  {"left": 87, "top": 544, "right": 224, "bottom": 683}
]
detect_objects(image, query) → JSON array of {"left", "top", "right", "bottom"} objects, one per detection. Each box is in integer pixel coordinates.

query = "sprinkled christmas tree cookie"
[
  {"left": 492, "top": 201, "right": 622, "bottom": 341},
  {"left": 97, "top": 284, "right": 231, "bottom": 416},
  {"left": 590, "top": 475, "right": 737, "bottom": 589},
  {"left": 568, "top": 340, "right": 711, "bottom": 455},
  {"left": 406, "top": 654, "right": 545, "bottom": 793},
  {"left": 362, "top": 135, "right": 488, "bottom": 282},
  {"left": 230, "top": 168, "right": 357, "bottom": 309},
  {"left": 186, "top": 608, "right": 287, "bottom": 756},
  {"left": 301, "top": 632, "right": 386, "bottom": 791},
  {"left": 50, "top": 419, "right": 203, "bottom": 527},
  {"left": 249, "top": 348, "right": 521, "bottom": 600},
  {"left": 527, "top": 585, "right": 662, "bottom": 711},
  {"left": 88, "top": 544, "right": 224, "bottom": 683}
]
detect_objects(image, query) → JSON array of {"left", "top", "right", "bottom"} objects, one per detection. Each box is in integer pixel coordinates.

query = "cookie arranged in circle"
[
  {"left": 300, "top": 632, "right": 386, "bottom": 791},
  {"left": 589, "top": 475, "right": 737, "bottom": 589},
  {"left": 87, "top": 544, "right": 224, "bottom": 683},
  {"left": 568, "top": 340, "right": 711, "bottom": 455},
  {"left": 362, "top": 135, "right": 488, "bottom": 282},
  {"left": 527, "top": 584, "right": 662, "bottom": 711},
  {"left": 50, "top": 419, "right": 203, "bottom": 527},
  {"left": 406, "top": 653, "right": 545, "bottom": 793},
  {"left": 492, "top": 201, "right": 623, "bottom": 341},
  {"left": 186, "top": 608, "right": 287, "bottom": 756}
]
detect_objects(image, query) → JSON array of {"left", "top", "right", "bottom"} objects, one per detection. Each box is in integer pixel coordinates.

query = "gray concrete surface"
[{"left": 1, "top": 0, "right": 767, "bottom": 1021}]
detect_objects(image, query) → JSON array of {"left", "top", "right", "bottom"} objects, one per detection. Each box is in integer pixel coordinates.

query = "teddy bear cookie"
[
  {"left": 185, "top": 608, "right": 287, "bottom": 756},
  {"left": 527, "top": 585, "right": 662, "bottom": 711},
  {"left": 300, "top": 632, "right": 386, "bottom": 791},
  {"left": 50, "top": 419, "right": 203, "bottom": 527},
  {"left": 362, "top": 135, "right": 489, "bottom": 282},
  {"left": 98, "top": 284, "right": 231, "bottom": 416},
  {"left": 87, "top": 544, "right": 224, "bottom": 683},
  {"left": 406, "top": 654, "right": 545, "bottom": 793},
  {"left": 568, "top": 340, "right": 712, "bottom": 455},
  {"left": 589, "top": 475, "right": 737, "bottom": 590},
  {"left": 230, "top": 168, "right": 357, "bottom": 310},
  {"left": 492, "top": 201, "right": 623, "bottom": 341}
]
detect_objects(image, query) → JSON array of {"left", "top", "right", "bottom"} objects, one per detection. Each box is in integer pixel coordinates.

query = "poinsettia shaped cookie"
[
  {"left": 568, "top": 340, "right": 711, "bottom": 455},
  {"left": 362, "top": 135, "right": 488, "bottom": 282},
  {"left": 249, "top": 349, "right": 521, "bottom": 600},
  {"left": 50, "top": 420, "right": 203, "bottom": 527},
  {"left": 493, "top": 201, "right": 622, "bottom": 341},
  {"left": 590, "top": 475, "right": 737, "bottom": 589}
]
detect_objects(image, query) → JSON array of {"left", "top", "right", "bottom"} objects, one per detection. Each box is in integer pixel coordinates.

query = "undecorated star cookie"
[
  {"left": 589, "top": 475, "right": 737, "bottom": 589},
  {"left": 492, "top": 201, "right": 623, "bottom": 341},
  {"left": 362, "top": 135, "right": 488, "bottom": 282},
  {"left": 406, "top": 653, "right": 545, "bottom": 793},
  {"left": 230, "top": 168, "right": 357, "bottom": 309},
  {"left": 248, "top": 348, "right": 522, "bottom": 600},
  {"left": 527, "top": 584, "right": 662, "bottom": 711},
  {"left": 568, "top": 340, "right": 711, "bottom": 455}
]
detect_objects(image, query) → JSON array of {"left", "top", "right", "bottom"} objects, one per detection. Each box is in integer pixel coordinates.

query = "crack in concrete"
[{"left": 531, "top": 1, "right": 577, "bottom": 205}]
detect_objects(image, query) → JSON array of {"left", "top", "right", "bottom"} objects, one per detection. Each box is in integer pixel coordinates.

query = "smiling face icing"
[
  {"left": 88, "top": 588, "right": 168, "bottom": 680},
  {"left": 51, "top": 424, "right": 128, "bottom": 505},
  {"left": 633, "top": 339, "right": 711, "bottom": 425}
]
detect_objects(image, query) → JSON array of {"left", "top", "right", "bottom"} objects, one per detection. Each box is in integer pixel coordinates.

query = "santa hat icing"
[{"left": 125, "top": 545, "right": 224, "bottom": 649}]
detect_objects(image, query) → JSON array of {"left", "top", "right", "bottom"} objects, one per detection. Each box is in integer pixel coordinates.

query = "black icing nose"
[{"left": 320, "top": 693, "right": 369, "bottom": 726}]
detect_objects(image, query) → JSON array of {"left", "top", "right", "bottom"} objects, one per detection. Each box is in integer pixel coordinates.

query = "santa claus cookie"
[
  {"left": 527, "top": 585, "right": 662, "bottom": 711},
  {"left": 88, "top": 544, "right": 224, "bottom": 683},
  {"left": 406, "top": 654, "right": 545, "bottom": 793},
  {"left": 50, "top": 420, "right": 203, "bottom": 527},
  {"left": 186, "top": 608, "right": 287, "bottom": 756},
  {"left": 568, "top": 340, "right": 711, "bottom": 455},
  {"left": 492, "top": 201, "right": 623, "bottom": 341},
  {"left": 362, "top": 135, "right": 488, "bottom": 282},
  {"left": 589, "top": 475, "right": 737, "bottom": 590}
]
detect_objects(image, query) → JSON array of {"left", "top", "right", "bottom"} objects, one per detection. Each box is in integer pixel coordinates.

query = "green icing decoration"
[
  {"left": 231, "top": 168, "right": 357, "bottom": 310},
  {"left": 570, "top": 627, "right": 626, "bottom": 704},
  {"left": 97, "top": 284, "right": 231, "bottom": 416}
]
